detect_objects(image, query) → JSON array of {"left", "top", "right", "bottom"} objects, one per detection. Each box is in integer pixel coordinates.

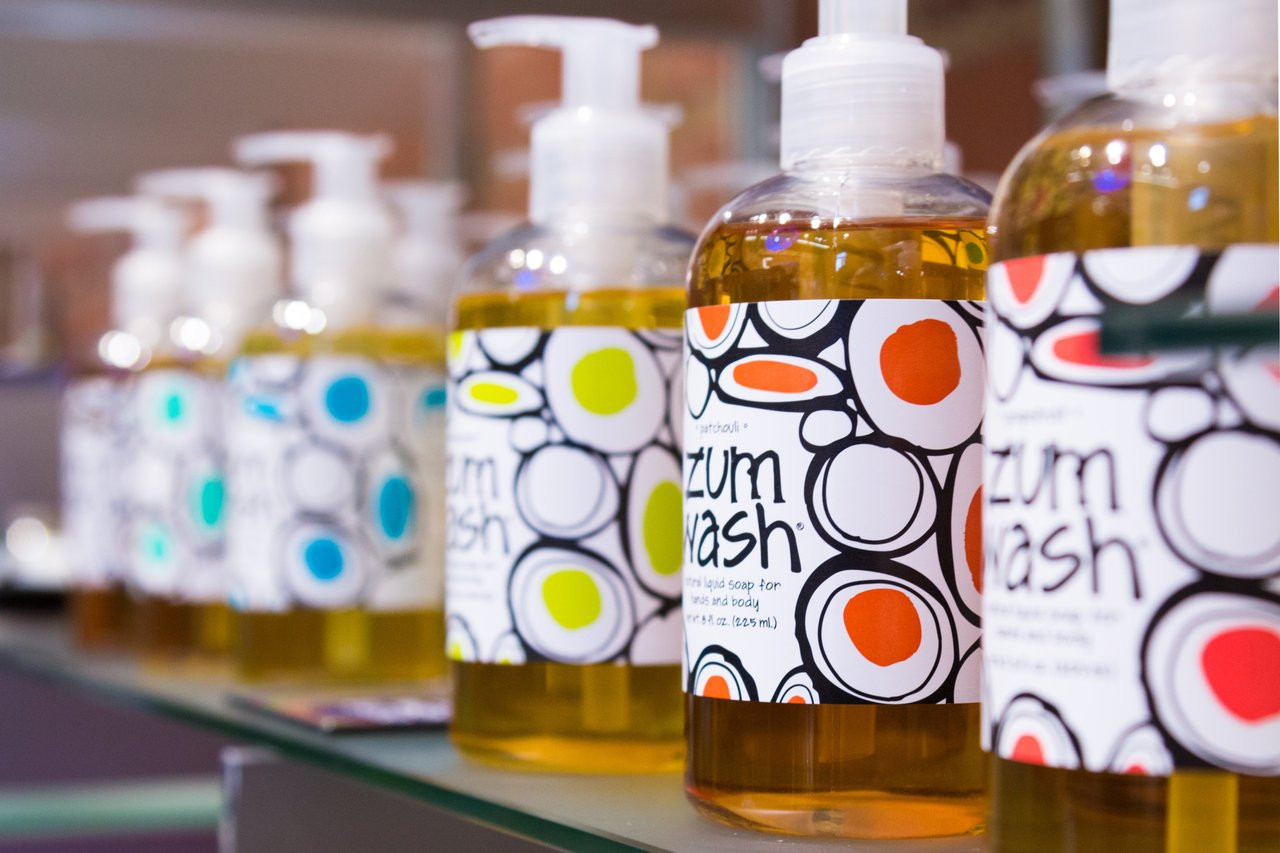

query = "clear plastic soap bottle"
[
  {"left": 447, "top": 15, "right": 693, "bottom": 772},
  {"left": 683, "top": 0, "right": 988, "bottom": 838},
  {"left": 226, "top": 131, "right": 445, "bottom": 681},
  {"left": 134, "top": 167, "right": 282, "bottom": 658},
  {"left": 983, "top": 1, "right": 1278, "bottom": 851},
  {"left": 63, "top": 197, "right": 187, "bottom": 651}
]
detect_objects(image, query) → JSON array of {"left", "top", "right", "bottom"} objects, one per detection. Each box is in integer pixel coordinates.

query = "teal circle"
[
  {"left": 378, "top": 476, "right": 414, "bottom": 540},
  {"left": 303, "top": 537, "right": 344, "bottom": 581},
  {"left": 325, "top": 376, "right": 370, "bottom": 423},
  {"left": 195, "top": 476, "right": 225, "bottom": 530},
  {"left": 140, "top": 522, "right": 172, "bottom": 566},
  {"left": 161, "top": 390, "right": 185, "bottom": 423}
]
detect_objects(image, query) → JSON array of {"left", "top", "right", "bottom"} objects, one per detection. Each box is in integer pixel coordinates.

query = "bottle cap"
[
  {"left": 1108, "top": 0, "right": 1279, "bottom": 92},
  {"left": 383, "top": 179, "right": 466, "bottom": 325},
  {"left": 779, "top": 0, "right": 945, "bottom": 171},
  {"left": 66, "top": 196, "right": 186, "bottom": 358},
  {"left": 233, "top": 131, "right": 395, "bottom": 329},
  {"left": 135, "top": 167, "right": 283, "bottom": 351},
  {"left": 468, "top": 15, "right": 669, "bottom": 224}
]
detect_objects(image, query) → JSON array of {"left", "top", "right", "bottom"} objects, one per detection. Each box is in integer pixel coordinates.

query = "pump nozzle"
[
  {"left": 780, "top": 0, "right": 945, "bottom": 171},
  {"left": 66, "top": 196, "right": 187, "bottom": 355},
  {"left": 135, "top": 167, "right": 283, "bottom": 350},
  {"left": 232, "top": 130, "right": 396, "bottom": 329},
  {"left": 469, "top": 15, "right": 670, "bottom": 224},
  {"left": 234, "top": 131, "right": 390, "bottom": 202},
  {"left": 135, "top": 167, "right": 274, "bottom": 232}
]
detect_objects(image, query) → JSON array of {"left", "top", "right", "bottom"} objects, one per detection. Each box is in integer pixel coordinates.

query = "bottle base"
[
  {"left": 685, "top": 785, "right": 985, "bottom": 840},
  {"left": 452, "top": 731, "right": 683, "bottom": 774}
]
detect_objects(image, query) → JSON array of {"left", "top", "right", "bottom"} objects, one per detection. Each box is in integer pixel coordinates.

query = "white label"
[
  {"left": 984, "top": 245, "right": 1280, "bottom": 777},
  {"left": 120, "top": 368, "right": 226, "bottom": 602},
  {"left": 445, "top": 326, "right": 683, "bottom": 666},
  {"left": 61, "top": 376, "right": 127, "bottom": 588},
  {"left": 682, "top": 299, "right": 985, "bottom": 705},
  {"left": 225, "top": 354, "right": 445, "bottom": 613}
]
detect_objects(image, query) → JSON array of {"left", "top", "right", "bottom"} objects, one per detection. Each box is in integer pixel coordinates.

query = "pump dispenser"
[
  {"left": 382, "top": 180, "right": 464, "bottom": 328},
  {"left": 60, "top": 197, "right": 185, "bottom": 650},
  {"left": 66, "top": 197, "right": 186, "bottom": 364},
  {"left": 446, "top": 15, "right": 693, "bottom": 773},
  {"left": 235, "top": 131, "right": 395, "bottom": 329},
  {"left": 984, "top": 1, "right": 1278, "bottom": 851},
  {"left": 683, "top": 0, "right": 988, "bottom": 838},
  {"left": 224, "top": 131, "right": 445, "bottom": 682},
  {"left": 136, "top": 167, "right": 282, "bottom": 354}
]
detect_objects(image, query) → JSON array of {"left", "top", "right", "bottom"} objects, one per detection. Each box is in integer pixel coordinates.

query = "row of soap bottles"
[
  {"left": 447, "top": 2, "right": 1277, "bottom": 852},
  {"left": 62, "top": 133, "right": 463, "bottom": 682}
]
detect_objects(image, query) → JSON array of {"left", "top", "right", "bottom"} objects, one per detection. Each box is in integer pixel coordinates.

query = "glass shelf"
[{"left": 0, "top": 612, "right": 987, "bottom": 853}]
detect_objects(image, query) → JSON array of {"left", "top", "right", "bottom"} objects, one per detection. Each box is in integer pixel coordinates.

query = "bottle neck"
[
  {"left": 786, "top": 150, "right": 941, "bottom": 177},
  {"left": 1111, "top": 75, "right": 1277, "bottom": 121}
]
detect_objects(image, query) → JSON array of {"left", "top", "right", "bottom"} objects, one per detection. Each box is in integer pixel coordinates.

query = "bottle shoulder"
[
  {"left": 991, "top": 90, "right": 1278, "bottom": 259},
  {"left": 456, "top": 220, "right": 696, "bottom": 298}
]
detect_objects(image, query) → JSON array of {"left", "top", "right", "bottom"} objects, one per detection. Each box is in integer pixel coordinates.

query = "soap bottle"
[
  {"left": 447, "top": 15, "right": 693, "bottom": 772},
  {"left": 983, "top": 0, "right": 1278, "bottom": 850},
  {"left": 63, "top": 197, "right": 187, "bottom": 650},
  {"left": 134, "top": 167, "right": 282, "bottom": 657},
  {"left": 226, "top": 131, "right": 445, "bottom": 681},
  {"left": 683, "top": 0, "right": 988, "bottom": 837}
]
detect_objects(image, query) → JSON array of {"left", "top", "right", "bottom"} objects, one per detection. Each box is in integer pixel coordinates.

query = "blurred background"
[{"left": 0, "top": 2, "right": 1105, "bottom": 847}]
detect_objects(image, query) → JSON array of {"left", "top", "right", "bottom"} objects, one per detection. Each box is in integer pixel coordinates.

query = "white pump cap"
[
  {"left": 1107, "top": 0, "right": 1279, "bottom": 93},
  {"left": 233, "top": 131, "right": 395, "bottom": 329},
  {"left": 66, "top": 196, "right": 186, "bottom": 353},
  {"left": 135, "top": 167, "right": 283, "bottom": 351},
  {"left": 468, "top": 16, "right": 669, "bottom": 224},
  {"left": 780, "top": 0, "right": 945, "bottom": 171},
  {"left": 383, "top": 180, "right": 465, "bottom": 326}
]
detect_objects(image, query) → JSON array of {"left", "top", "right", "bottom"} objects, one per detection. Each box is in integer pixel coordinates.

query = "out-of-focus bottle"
[
  {"left": 226, "top": 131, "right": 446, "bottom": 682},
  {"left": 983, "top": 1, "right": 1278, "bottom": 851},
  {"left": 63, "top": 197, "right": 187, "bottom": 650},
  {"left": 133, "top": 167, "right": 281, "bottom": 658}
]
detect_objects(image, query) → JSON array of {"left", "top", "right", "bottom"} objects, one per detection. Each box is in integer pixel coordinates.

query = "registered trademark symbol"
[{"left": 795, "top": 522, "right": 804, "bottom": 530}]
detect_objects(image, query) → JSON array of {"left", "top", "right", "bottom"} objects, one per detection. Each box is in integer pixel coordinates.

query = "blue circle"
[
  {"left": 303, "top": 537, "right": 344, "bottom": 581},
  {"left": 422, "top": 387, "right": 447, "bottom": 411},
  {"left": 378, "top": 476, "right": 414, "bottom": 540},
  {"left": 325, "top": 376, "right": 371, "bottom": 422}
]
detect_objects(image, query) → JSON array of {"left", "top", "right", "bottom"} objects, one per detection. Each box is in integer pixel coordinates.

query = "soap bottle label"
[
  {"left": 62, "top": 376, "right": 127, "bottom": 588},
  {"left": 682, "top": 299, "right": 985, "bottom": 704},
  {"left": 122, "top": 368, "right": 226, "bottom": 602},
  {"left": 225, "top": 354, "right": 444, "bottom": 612},
  {"left": 983, "top": 244, "right": 1280, "bottom": 776},
  {"left": 444, "top": 326, "right": 683, "bottom": 665}
]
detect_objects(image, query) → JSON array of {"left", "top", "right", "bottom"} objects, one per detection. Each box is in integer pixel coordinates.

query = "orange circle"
[
  {"left": 732, "top": 360, "right": 818, "bottom": 393},
  {"left": 699, "top": 304, "right": 731, "bottom": 340},
  {"left": 1012, "top": 734, "right": 1046, "bottom": 765},
  {"left": 786, "top": 694, "right": 808, "bottom": 704},
  {"left": 702, "top": 674, "right": 732, "bottom": 699},
  {"left": 879, "top": 319, "right": 961, "bottom": 405},
  {"left": 965, "top": 487, "right": 983, "bottom": 593},
  {"left": 842, "top": 587, "right": 923, "bottom": 667}
]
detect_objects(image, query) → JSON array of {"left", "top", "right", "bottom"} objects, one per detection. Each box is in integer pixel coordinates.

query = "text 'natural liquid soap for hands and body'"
[
  {"left": 446, "top": 15, "right": 693, "bottom": 773},
  {"left": 226, "top": 132, "right": 446, "bottom": 682},
  {"left": 983, "top": 1, "right": 1278, "bottom": 851},
  {"left": 683, "top": 0, "right": 989, "bottom": 838}
]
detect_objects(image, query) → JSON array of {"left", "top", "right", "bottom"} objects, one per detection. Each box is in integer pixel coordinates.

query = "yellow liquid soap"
[
  {"left": 685, "top": 220, "right": 988, "bottom": 838},
  {"left": 232, "top": 326, "right": 447, "bottom": 683},
  {"left": 449, "top": 287, "right": 686, "bottom": 773},
  {"left": 988, "top": 114, "right": 1278, "bottom": 853}
]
